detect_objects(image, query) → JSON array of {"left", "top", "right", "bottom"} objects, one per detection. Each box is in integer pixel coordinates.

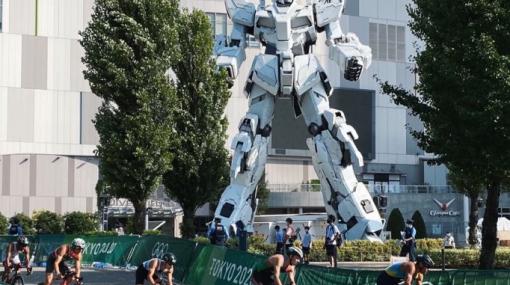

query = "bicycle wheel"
[{"left": 10, "top": 276, "right": 24, "bottom": 285}]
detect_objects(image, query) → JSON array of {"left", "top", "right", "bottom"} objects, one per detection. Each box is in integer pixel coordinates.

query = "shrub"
[
  {"left": 33, "top": 210, "right": 64, "bottom": 234},
  {"left": 12, "top": 213, "right": 35, "bottom": 235},
  {"left": 64, "top": 212, "right": 98, "bottom": 234},
  {"left": 84, "top": 231, "right": 118, "bottom": 236},
  {"left": 0, "top": 212, "right": 8, "bottom": 234},
  {"left": 412, "top": 211, "right": 427, "bottom": 238},
  {"left": 193, "top": 236, "right": 211, "bottom": 245},
  {"left": 143, "top": 230, "right": 161, "bottom": 235},
  {"left": 386, "top": 208, "right": 405, "bottom": 239}
]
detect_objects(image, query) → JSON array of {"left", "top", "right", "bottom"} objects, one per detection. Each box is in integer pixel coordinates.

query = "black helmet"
[
  {"left": 327, "top": 215, "right": 336, "bottom": 223},
  {"left": 162, "top": 253, "right": 177, "bottom": 265},
  {"left": 417, "top": 254, "right": 434, "bottom": 268},
  {"left": 287, "top": 246, "right": 303, "bottom": 259},
  {"left": 17, "top": 236, "right": 29, "bottom": 246}
]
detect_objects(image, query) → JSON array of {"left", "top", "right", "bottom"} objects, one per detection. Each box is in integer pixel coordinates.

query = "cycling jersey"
[{"left": 252, "top": 258, "right": 291, "bottom": 285}]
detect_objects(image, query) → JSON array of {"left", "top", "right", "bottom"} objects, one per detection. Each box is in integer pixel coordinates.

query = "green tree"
[
  {"left": 411, "top": 211, "right": 427, "bottom": 239},
  {"left": 163, "top": 9, "right": 230, "bottom": 238},
  {"left": 33, "top": 210, "right": 64, "bottom": 234},
  {"left": 256, "top": 178, "right": 270, "bottom": 214},
  {"left": 379, "top": 1, "right": 510, "bottom": 268},
  {"left": 12, "top": 213, "right": 34, "bottom": 235},
  {"left": 81, "top": 0, "right": 180, "bottom": 234},
  {"left": 386, "top": 208, "right": 405, "bottom": 240},
  {"left": 0, "top": 212, "right": 8, "bottom": 234},
  {"left": 64, "top": 212, "right": 98, "bottom": 234}
]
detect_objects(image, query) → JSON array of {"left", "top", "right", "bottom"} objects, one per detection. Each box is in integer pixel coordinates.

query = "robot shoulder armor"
[
  {"left": 225, "top": 0, "right": 256, "bottom": 27},
  {"left": 313, "top": 0, "right": 344, "bottom": 27}
]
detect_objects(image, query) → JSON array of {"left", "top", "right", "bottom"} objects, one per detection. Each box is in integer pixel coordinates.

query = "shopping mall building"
[{"left": 0, "top": 0, "right": 508, "bottom": 244}]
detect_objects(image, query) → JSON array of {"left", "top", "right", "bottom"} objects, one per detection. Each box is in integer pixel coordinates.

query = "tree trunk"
[
  {"left": 132, "top": 200, "right": 146, "bottom": 235},
  {"left": 180, "top": 207, "right": 196, "bottom": 239},
  {"left": 468, "top": 193, "right": 480, "bottom": 248},
  {"left": 479, "top": 182, "right": 501, "bottom": 269}
]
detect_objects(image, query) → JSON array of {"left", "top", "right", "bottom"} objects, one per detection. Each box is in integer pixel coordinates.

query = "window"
[
  {"left": 0, "top": 0, "right": 3, "bottom": 32},
  {"left": 369, "top": 23, "right": 406, "bottom": 62},
  {"left": 206, "top": 13, "right": 232, "bottom": 36}
]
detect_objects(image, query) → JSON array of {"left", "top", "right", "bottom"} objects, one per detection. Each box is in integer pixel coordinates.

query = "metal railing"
[{"left": 267, "top": 183, "right": 455, "bottom": 194}]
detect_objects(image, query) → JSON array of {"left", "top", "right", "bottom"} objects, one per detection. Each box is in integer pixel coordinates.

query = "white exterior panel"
[{"left": 0, "top": 34, "right": 22, "bottom": 88}]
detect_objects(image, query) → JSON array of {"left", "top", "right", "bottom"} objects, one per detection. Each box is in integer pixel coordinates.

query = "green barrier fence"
[
  {"left": 125, "top": 235, "right": 199, "bottom": 282},
  {"left": 3, "top": 235, "right": 510, "bottom": 285},
  {"left": 184, "top": 245, "right": 267, "bottom": 285}
]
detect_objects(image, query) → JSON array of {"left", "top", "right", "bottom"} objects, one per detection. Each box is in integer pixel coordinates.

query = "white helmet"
[
  {"left": 287, "top": 246, "right": 303, "bottom": 259},
  {"left": 71, "top": 238, "right": 86, "bottom": 249}
]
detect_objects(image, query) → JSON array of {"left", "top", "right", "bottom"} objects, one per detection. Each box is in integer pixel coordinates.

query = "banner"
[
  {"left": 126, "top": 235, "right": 198, "bottom": 282},
  {"left": 184, "top": 245, "right": 269, "bottom": 285},
  {"left": 79, "top": 235, "right": 138, "bottom": 266}
]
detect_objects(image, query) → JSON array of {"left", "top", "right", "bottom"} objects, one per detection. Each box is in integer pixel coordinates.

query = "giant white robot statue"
[{"left": 213, "top": 0, "right": 383, "bottom": 241}]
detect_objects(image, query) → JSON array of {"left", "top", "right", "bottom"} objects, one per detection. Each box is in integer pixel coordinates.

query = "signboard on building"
[{"left": 429, "top": 198, "right": 460, "bottom": 216}]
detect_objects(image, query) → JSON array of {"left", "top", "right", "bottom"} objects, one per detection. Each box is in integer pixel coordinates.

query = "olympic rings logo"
[{"left": 151, "top": 242, "right": 169, "bottom": 258}]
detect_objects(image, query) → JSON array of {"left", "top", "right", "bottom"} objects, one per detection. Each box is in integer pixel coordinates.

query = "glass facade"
[
  {"left": 0, "top": 0, "right": 3, "bottom": 32},
  {"left": 206, "top": 12, "right": 232, "bottom": 36}
]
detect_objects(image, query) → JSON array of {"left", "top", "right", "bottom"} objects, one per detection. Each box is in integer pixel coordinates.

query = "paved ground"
[{"left": 12, "top": 262, "right": 388, "bottom": 284}]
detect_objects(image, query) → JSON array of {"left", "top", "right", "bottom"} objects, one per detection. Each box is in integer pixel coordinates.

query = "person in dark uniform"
[
  {"left": 251, "top": 246, "right": 302, "bottom": 285},
  {"left": 377, "top": 254, "right": 434, "bottom": 285},
  {"left": 208, "top": 218, "right": 228, "bottom": 246},
  {"left": 400, "top": 219, "right": 417, "bottom": 261}
]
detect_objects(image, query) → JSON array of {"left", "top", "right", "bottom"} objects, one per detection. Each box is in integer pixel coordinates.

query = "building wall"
[{"left": 0, "top": 0, "right": 98, "bottom": 217}]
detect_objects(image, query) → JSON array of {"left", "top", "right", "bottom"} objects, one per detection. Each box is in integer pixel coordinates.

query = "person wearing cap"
[
  {"left": 251, "top": 246, "right": 302, "bottom": 285},
  {"left": 136, "top": 253, "right": 176, "bottom": 285},
  {"left": 208, "top": 218, "right": 228, "bottom": 246},
  {"left": 400, "top": 219, "right": 417, "bottom": 261},
  {"left": 2, "top": 235, "right": 32, "bottom": 280},
  {"left": 43, "top": 238, "right": 85, "bottom": 285},
  {"left": 377, "top": 254, "right": 434, "bottom": 285}
]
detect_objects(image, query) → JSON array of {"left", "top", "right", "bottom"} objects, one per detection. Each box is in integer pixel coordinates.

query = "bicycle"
[
  {"left": 37, "top": 271, "right": 84, "bottom": 285},
  {"left": 0, "top": 264, "right": 32, "bottom": 285}
]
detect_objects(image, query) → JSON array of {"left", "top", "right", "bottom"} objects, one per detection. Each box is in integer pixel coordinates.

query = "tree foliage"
[
  {"left": 81, "top": 0, "right": 180, "bottom": 234},
  {"left": 386, "top": 208, "right": 405, "bottom": 240},
  {"left": 33, "top": 210, "right": 64, "bottom": 234},
  {"left": 64, "top": 212, "right": 98, "bottom": 234},
  {"left": 379, "top": 0, "right": 510, "bottom": 268},
  {"left": 256, "top": 179, "right": 270, "bottom": 214},
  {"left": 12, "top": 213, "right": 34, "bottom": 235},
  {"left": 0, "top": 212, "right": 8, "bottom": 234},
  {"left": 411, "top": 211, "right": 427, "bottom": 239},
  {"left": 163, "top": 9, "right": 230, "bottom": 238}
]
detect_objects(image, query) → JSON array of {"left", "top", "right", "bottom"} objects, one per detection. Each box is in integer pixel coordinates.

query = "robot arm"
[
  {"left": 313, "top": 0, "right": 372, "bottom": 81},
  {"left": 214, "top": 0, "right": 256, "bottom": 80}
]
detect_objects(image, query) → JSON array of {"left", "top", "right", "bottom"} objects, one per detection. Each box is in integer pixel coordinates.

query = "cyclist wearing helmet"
[
  {"left": 2, "top": 236, "right": 32, "bottom": 276},
  {"left": 251, "top": 246, "right": 302, "bottom": 285},
  {"left": 43, "top": 238, "right": 85, "bottom": 285},
  {"left": 135, "top": 253, "right": 176, "bottom": 285},
  {"left": 377, "top": 254, "right": 434, "bottom": 285}
]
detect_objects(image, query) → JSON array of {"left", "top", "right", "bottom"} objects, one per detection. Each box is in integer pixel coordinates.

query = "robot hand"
[
  {"left": 214, "top": 35, "right": 242, "bottom": 85},
  {"left": 328, "top": 33, "right": 372, "bottom": 81}
]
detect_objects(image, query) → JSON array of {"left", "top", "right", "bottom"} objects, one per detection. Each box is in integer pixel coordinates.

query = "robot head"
[{"left": 276, "top": 0, "right": 293, "bottom": 6}]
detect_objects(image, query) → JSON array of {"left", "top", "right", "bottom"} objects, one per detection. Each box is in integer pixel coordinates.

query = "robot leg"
[
  {"left": 214, "top": 84, "right": 275, "bottom": 234},
  {"left": 299, "top": 81, "right": 383, "bottom": 241}
]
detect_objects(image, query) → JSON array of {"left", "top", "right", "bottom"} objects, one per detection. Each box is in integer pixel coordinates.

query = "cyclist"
[
  {"left": 2, "top": 236, "right": 32, "bottom": 278},
  {"left": 43, "top": 238, "right": 85, "bottom": 285},
  {"left": 376, "top": 254, "right": 434, "bottom": 285},
  {"left": 135, "top": 253, "right": 176, "bottom": 285},
  {"left": 251, "top": 246, "right": 302, "bottom": 285}
]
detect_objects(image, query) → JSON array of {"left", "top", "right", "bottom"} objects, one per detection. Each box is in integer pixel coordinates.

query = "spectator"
[
  {"left": 284, "top": 218, "right": 296, "bottom": 252},
  {"left": 443, "top": 232, "right": 455, "bottom": 249},
  {"left": 208, "top": 218, "right": 228, "bottom": 246},
  {"left": 274, "top": 225, "right": 284, "bottom": 254},
  {"left": 400, "top": 219, "right": 417, "bottom": 261},
  {"left": 8, "top": 218, "right": 23, "bottom": 236},
  {"left": 301, "top": 226, "right": 312, "bottom": 264},
  {"left": 325, "top": 215, "right": 340, "bottom": 268}
]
